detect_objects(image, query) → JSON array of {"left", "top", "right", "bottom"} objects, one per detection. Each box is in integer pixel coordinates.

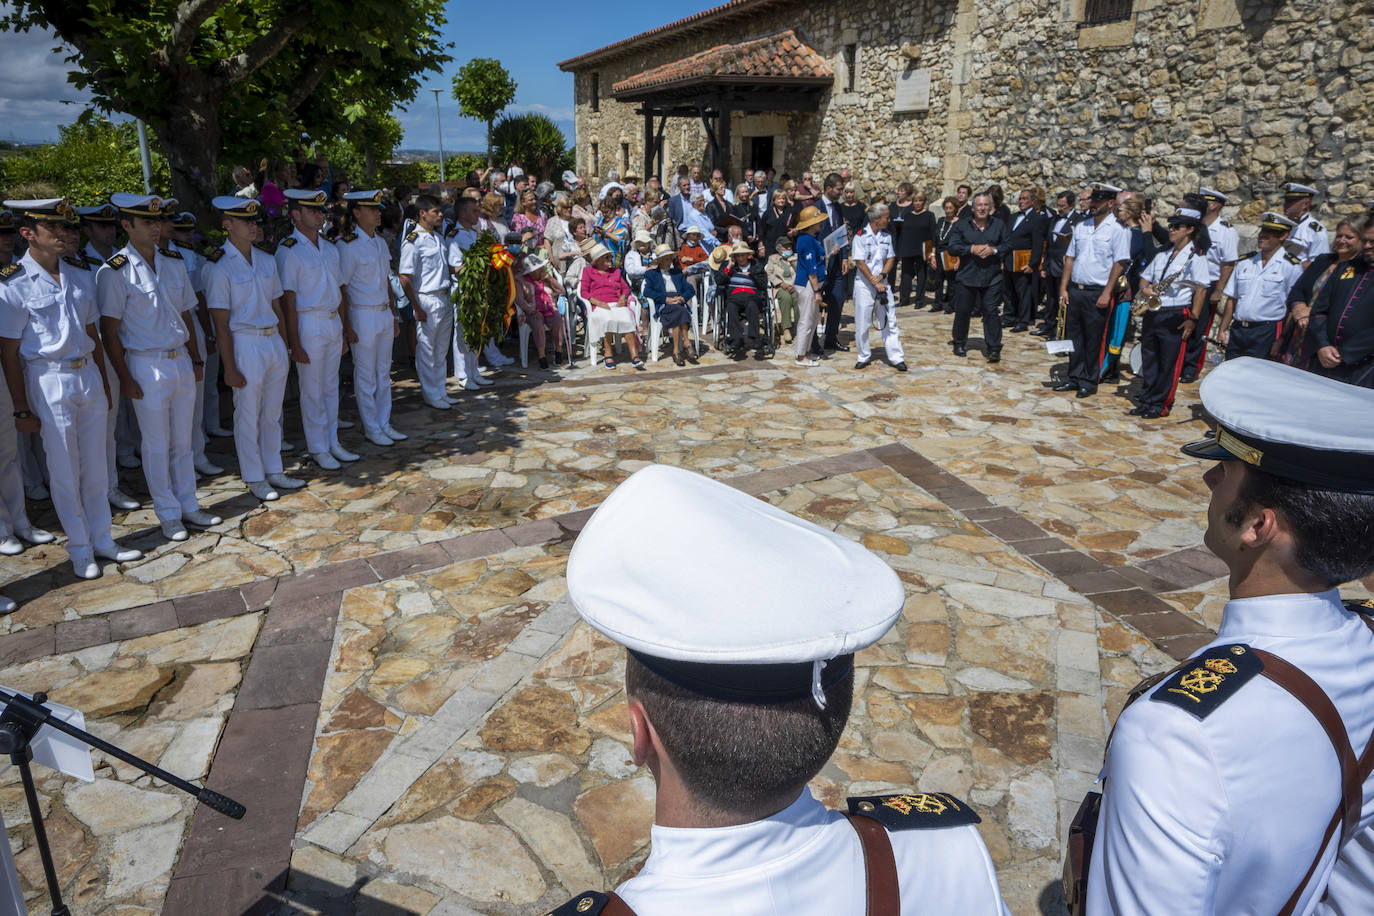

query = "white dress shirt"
[
  {"left": 616, "top": 789, "right": 1011, "bottom": 915},
  {"left": 337, "top": 230, "right": 393, "bottom": 307},
  {"left": 275, "top": 228, "right": 342, "bottom": 313},
  {"left": 1203, "top": 219, "right": 1240, "bottom": 284},
  {"left": 204, "top": 243, "right": 283, "bottom": 331},
  {"left": 444, "top": 224, "right": 480, "bottom": 273},
  {"left": 1140, "top": 247, "right": 1209, "bottom": 309},
  {"left": 1223, "top": 250, "right": 1304, "bottom": 321},
  {"left": 95, "top": 246, "right": 194, "bottom": 350},
  {"left": 1290, "top": 214, "right": 1332, "bottom": 264},
  {"left": 399, "top": 227, "right": 448, "bottom": 293},
  {"left": 0, "top": 252, "right": 99, "bottom": 360},
  {"left": 1065, "top": 217, "right": 1131, "bottom": 286},
  {"left": 1089, "top": 590, "right": 1374, "bottom": 916}
]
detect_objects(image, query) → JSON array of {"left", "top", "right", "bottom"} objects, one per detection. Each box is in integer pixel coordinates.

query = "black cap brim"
[{"left": 1181, "top": 436, "right": 1235, "bottom": 461}]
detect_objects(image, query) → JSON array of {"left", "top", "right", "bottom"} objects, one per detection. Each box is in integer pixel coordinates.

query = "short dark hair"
[
  {"left": 1057, "top": 190, "right": 1075, "bottom": 206},
  {"left": 626, "top": 654, "right": 852, "bottom": 819},
  {"left": 958, "top": 184, "right": 973, "bottom": 195},
  {"left": 823, "top": 172, "right": 843, "bottom": 191},
  {"left": 414, "top": 194, "right": 441, "bottom": 211},
  {"left": 1224, "top": 466, "right": 1374, "bottom": 588}
]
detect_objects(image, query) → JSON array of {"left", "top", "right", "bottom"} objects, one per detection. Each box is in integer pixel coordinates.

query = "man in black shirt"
[{"left": 946, "top": 193, "right": 1010, "bottom": 362}]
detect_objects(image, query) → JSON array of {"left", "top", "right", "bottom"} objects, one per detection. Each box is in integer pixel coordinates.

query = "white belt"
[
  {"left": 26, "top": 356, "right": 89, "bottom": 370},
  {"left": 233, "top": 326, "right": 277, "bottom": 336},
  {"left": 350, "top": 302, "right": 391, "bottom": 311},
  {"left": 126, "top": 347, "right": 183, "bottom": 359},
  {"left": 299, "top": 309, "right": 339, "bottom": 319},
  {"left": 419, "top": 289, "right": 448, "bottom": 297}
]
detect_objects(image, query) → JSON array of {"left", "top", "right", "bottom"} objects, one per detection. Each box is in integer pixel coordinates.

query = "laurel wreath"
[{"left": 452, "top": 230, "right": 517, "bottom": 351}]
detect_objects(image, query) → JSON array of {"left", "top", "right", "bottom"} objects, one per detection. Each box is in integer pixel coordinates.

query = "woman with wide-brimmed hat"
[
  {"left": 580, "top": 243, "right": 644, "bottom": 370},
  {"left": 641, "top": 244, "right": 697, "bottom": 366},
  {"left": 516, "top": 253, "right": 569, "bottom": 370},
  {"left": 791, "top": 204, "right": 830, "bottom": 366}
]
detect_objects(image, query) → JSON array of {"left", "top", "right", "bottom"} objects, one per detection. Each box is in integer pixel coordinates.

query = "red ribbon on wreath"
[{"left": 479, "top": 244, "right": 518, "bottom": 339}]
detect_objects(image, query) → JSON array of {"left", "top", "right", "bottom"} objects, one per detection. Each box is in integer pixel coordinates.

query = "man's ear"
[
  {"left": 1240, "top": 505, "right": 1282, "bottom": 552},
  {"left": 627, "top": 698, "right": 658, "bottom": 768}
]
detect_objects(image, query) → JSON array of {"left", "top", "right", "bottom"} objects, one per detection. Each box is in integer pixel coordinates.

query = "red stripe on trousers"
[
  {"left": 1162, "top": 325, "right": 1189, "bottom": 413},
  {"left": 1191, "top": 309, "right": 1215, "bottom": 376}
]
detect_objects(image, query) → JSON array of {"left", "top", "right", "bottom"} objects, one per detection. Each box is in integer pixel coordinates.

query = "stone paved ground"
[{"left": 0, "top": 306, "right": 1368, "bottom": 915}]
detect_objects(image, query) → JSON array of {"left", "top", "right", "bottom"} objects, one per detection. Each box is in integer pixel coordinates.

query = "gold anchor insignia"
[
  {"left": 576, "top": 897, "right": 595, "bottom": 912},
  {"left": 910, "top": 794, "right": 948, "bottom": 814},
  {"left": 1204, "top": 658, "right": 1238, "bottom": 674},
  {"left": 1180, "top": 668, "right": 1224, "bottom": 693}
]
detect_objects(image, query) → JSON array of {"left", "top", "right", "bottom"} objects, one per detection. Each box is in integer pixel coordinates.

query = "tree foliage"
[
  {"left": 0, "top": 1, "right": 449, "bottom": 215},
  {"left": 491, "top": 113, "right": 569, "bottom": 185},
  {"left": 450, "top": 57, "right": 516, "bottom": 168},
  {"left": 0, "top": 112, "right": 170, "bottom": 203}
]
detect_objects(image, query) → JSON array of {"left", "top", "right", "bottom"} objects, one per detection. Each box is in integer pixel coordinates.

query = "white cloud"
[
  {"left": 0, "top": 23, "right": 97, "bottom": 143},
  {"left": 507, "top": 102, "right": 575, "bottom": 122}
]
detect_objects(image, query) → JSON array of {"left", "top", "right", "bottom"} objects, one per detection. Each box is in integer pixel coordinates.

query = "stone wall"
[{"left": 565, "top": 0, "right": 1373, "bottom": 226}]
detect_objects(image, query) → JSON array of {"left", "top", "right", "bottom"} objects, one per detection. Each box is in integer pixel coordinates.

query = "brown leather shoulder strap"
[
  {"left": 604, "top": 893, "right": 637, "bottom": 916},
  {"left": 845, "top": 813, "right": 901, "bottom": 916}
]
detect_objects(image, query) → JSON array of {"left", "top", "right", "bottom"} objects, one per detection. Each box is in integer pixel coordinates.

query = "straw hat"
[
  {"left": 578, "top": 236, "right": 599, "bottom": 255},
  {"left": 587, "top": 243, "right": 613, "bottom": 264},
  {"left": 652, "top": 244, "right": 677, "bottom": 263},
  {"left": 682, "top": 224, "right": 704, "bottom": 237},
  {"left": 795, "top": 205, "right": 827, "bottom": 231},
  {"left": 729, "top": 240, "right": 753, "bottom": 257},
  {"left": 708, "top": 244, "right": 732, "bottom": 271},
  {"left": 633, "top": 229, "right": 652, "bottom": 246}
]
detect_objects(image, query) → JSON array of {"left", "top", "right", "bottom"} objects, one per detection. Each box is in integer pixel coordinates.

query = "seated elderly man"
[
  {"left": 715, "top": 240, "right": 769, "bottom": 360},
  {"left": 679, "top": 192, "right": 719, "bottom": 248}
]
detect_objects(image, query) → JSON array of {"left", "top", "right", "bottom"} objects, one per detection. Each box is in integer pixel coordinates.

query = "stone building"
[{"left": 558, "top": 0, "right": 1372, "bottom": 225}]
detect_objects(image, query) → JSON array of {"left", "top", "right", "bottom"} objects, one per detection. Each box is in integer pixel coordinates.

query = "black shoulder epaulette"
[
  {"left": 547, "top": 891, "right": 611, "bottom": 916},
  {"left": 253, "top": 241, "right": 274, "bottom": 253},
  {"left": 444, "top": 225, "right": 458, "bottom": 238},
  {"left": 105, "top": 254, "right": 129, "bottom": 270},
  {"left": 1221, "top": 219, "right": 1232, "bottom": 228},
  {"left": 62, "top": 255, "right": 90, "bottom": 271},
  {"left": 1150, "top": 643, "right": 1263, "bottom": 719},
  {"left": 341, "top": 232, "right": 358, "bottom": 243},
  {"left": 0, "top": 263, "right": 21, "bottom": 282},
  {"left": 1344, "top": 598, "right": 1374, "bottom": 615},
  {"left": 158, "top": 247, "right": 183, "bottom": 260},
  {"left": 204, "top": 248, "right": 225, "bottom": 263},
  {"left": 847, "top": 792, "right": 981, "bottom": 830},
  {"left": 278, "top": 236, "right": 297, "bottom": 249},
  {"left": 1286, "top": 253, "right": 1302, "bottom": 265},
  {"left": 83, "top": 255, "right": 103, "bottom": 268},
  {"left": 404, "top": 230, "right": 419, "bottom": 243}
]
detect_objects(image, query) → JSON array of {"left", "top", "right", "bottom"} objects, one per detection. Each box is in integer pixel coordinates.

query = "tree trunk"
[
  {"left": 158, "top": 76, "right": 223, "bottom": 223},
  {"left": 486, "top": 119, "right": 493, "bottom": 169}
]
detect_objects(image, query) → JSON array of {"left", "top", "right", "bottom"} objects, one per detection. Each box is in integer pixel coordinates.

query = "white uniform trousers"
[
  {"left": 0, "top": 381, "right": 33, "bottom": 539},
  {"left": 24, "top": 361, "right": 113, "bottom": 558},
  {"left": 127, "top": 351, "right": 199, "bottom": 523},
  {"left": 114, "top": 394, "right": 140, "bottom": 464},
  {"left": 104, "top": 392, "right": 120, "bottom": 491},
  {"left": 229, "top": 332, "right": 288, "bottom": 482},
  {"left": 415, "top": 291, "right": 453, "bottom": 402},
  {"left": 853, "top": 281, "right": 905, "bottom": 364},
  {"left": 295, "top": 311, "right": 344, "bottom": 454},
  {"left": 349, "top": 304, "right": 395, "bottom": 437},
  {"left": 449, "top": 303, "right": 480, "bottom": 384},
  {"left": 200, "top": 321, "right": 222, "bottom": 436},
  {"left": 189, "top": 320, "right": 210, "bottom": 465}
]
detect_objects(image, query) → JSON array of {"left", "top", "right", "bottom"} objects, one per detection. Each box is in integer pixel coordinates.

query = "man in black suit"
[
  {"left": 1002, "top": 188, "right": 1049, "bottom": 332},
  {"left": 946, "top": 192, "right": 1011, "bottom": 362},
  {"left": 1033, "top": 191, "right": 1079, "bottom": 338},
  {"left": 818, "top": 172, "right": 851, "bottom": 352}
]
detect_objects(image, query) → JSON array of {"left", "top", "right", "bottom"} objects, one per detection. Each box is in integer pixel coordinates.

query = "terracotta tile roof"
[
  {"left": 557, "top": 0, "right": 785, "bottom": 71},
  {"left": 611, "top": 29, "right": 833, "bottom": 97}
]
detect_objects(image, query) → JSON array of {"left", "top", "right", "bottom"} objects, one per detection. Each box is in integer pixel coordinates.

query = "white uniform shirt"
[
  {"left": 1222, "top": 250, "right": 1304, "bottom": 321},
  {"left": 1065, "top": 218, "right": 1131, "bottom": 286},
  {"left": 337, "top": 230, "right": 393, "bottom": 307},
  {"left": 443, "top": 225, "right": 480, "bottom": 273},
  {"left": 0, "top": 252, "right": 99, "bottom": 361},
  {"left": 399, "top": 228, "right": 447, "bottom": 293},
  {"left": 1140, "top": 247, "right": 1209, "bottom": 309},
  {"left": 617, "top": 790, "right": 1011, "bottom": 916},
  {"left": 95, "top": 246, "right": 194, "bottom": 350},
  {"left": 852, "top": 227, "right": 894, "bottom": 288},
  {"left": 204, "top": 243, "right": 283, "bottom": 331},
  {"left": 275, "top": 229, "right": 342, "bottom": 314},
  {"left": 1203, "top": 219, "right": 1239, "bottom": 284},
  {"left": 1290, "top": 214, "right": 1331, "bottom": 264},
  {"left": 1088, "top": 591, "right": 1374, "bottom": 916}
]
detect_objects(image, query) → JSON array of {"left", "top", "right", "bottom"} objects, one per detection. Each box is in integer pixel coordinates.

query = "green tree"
[
  {"left": 451, "top": 57, "right": 516, "bottom": 169},
  {"left": 1, "top": 1, "right": 449, "bottom": 217},
  {"left": 491, "top": 113, "right": 568, "bottom": 184},
  {"left": 0, "top": 112, "right": 171, "bottom": 203}
]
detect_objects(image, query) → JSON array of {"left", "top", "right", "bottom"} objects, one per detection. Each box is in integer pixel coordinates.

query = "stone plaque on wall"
[{"left": 895, "top": 68, "right": 931, "bottom": 113}]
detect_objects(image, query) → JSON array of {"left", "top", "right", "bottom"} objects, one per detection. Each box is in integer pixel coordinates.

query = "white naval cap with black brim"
[
  {"left": 1182, "top": 358, "right": 1374, "bottom": 494},
  {"left": 566, "top": 464, "right": 905, "bottom": 709}
]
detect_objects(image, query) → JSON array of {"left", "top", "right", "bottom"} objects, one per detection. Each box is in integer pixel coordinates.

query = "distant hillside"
[{"left": 393, "top": 148, "right": 484, "bottom": 163}]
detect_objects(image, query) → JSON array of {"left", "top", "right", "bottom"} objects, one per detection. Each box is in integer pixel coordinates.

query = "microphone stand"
[{"left": 0, "top": 688, "right": 245, "bottom": 916}]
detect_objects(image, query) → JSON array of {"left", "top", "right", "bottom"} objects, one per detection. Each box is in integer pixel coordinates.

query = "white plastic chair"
[
  {"left": 519, "top": 296, "right": 577, "bottom": 369},
  {"left": 646, "top": 291, "right": 703, "bottom": 363}
]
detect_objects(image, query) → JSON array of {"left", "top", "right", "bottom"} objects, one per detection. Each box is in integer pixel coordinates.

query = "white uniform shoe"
[
  {"left": 94, "top": 543, "right": 143, "bottom": 563},
  {"left": 312, "top": 451, "right": 342, "bottom": 470},
  {"left": 330, "top": 445, "right": 360, "bottom": 463},
  {"left": 195, "top": 459, "right": 224, "bottom": 477},
  {"left": 424, "top": 399, "right": 451, "bottom": 410},
  {"left": 0, "top": 596, "right": 15, "bottom": 614},
  {"left": 336, "top": 418, "right": 355, "bottom": 429},
  {"left": 71, "top": 558, "right": 101, "bottom": 580},
  {"left": 383, "top": 426, "right": 407, "bottom": 441},
  {"left": 161, "top": 520, "right": 189, "bottom": 541},
  {"left": 0, "top": 536, "right": 22, "bottom": 556},
  {"left": 16, "top": 527, "right": 54, "bottom": 545},
  {"left": 117, "top": 454, "right": 142, "bottom": 470},
  {"left": 267, "top": 473, "right": 306, "bottom": 490},
  {"left": 109, "top": 489, "right": 140, "bottom": 510},
  {"left": 183, "top": 509, "right": 222, "bottom": 528},
  {"left": 365, "top": 431, "right": 394, "bottom": 447},
  {"left": 248, "top": 480, "right": 280, "bottom": 501}
]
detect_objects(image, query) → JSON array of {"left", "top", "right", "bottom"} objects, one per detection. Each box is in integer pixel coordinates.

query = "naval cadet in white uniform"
[
  {"left": 96, "top": 193, "right": 221, "bottom": 542},
  {"left": 851, "top": 202, "right": 907, "bottom": 372},
  {"left": 0, "top": 199, "right": 142, "bottom": 579},
  {"left": 276, "top": 188, "right": 358, "bottom": 471},
  {"left": 1219, "top": 211, "right": 1304, "bottom": 361},
  {"left": 1086, "top": 357, "right": 1374, "bottom": 916},
  {"left": 204, "top": 196, "right": 303, "bottom": 502},
  {"left": 167, "top": 209, "right": 226, "bottom": 477},
  {"left": 1282, "top": 182, "right": 1331, "bottom": 269},
  {"left": 398, "top": 194, "right": 454, "bottom": 410},
  {"left": 550, "top": 464, "right": 1012, "bottom": 916},
  {"left": 336, "top": 190, "right": 406, "bottom": 447}
]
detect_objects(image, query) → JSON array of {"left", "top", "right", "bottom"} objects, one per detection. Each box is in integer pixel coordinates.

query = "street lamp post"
[{"left": 431, "top": 89, "right": 445, "bottom": 183}]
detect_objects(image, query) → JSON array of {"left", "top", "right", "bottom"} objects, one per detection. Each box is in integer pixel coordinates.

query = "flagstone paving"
[{"left": 0, "top": 306, "right": 1368, "bottom": 915}]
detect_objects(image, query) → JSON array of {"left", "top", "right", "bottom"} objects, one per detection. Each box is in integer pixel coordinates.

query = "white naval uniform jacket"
[
  {"left": 613, "top": 789, "right": 1011, "bottom": 915},
  {"left": 1088, "top": 591, "right": 1374, "bottom": 916}
]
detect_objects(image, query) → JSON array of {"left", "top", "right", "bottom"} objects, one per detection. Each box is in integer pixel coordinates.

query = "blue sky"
[{"left": 0, "top": 0, "right": 720, "bottom": 151}]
